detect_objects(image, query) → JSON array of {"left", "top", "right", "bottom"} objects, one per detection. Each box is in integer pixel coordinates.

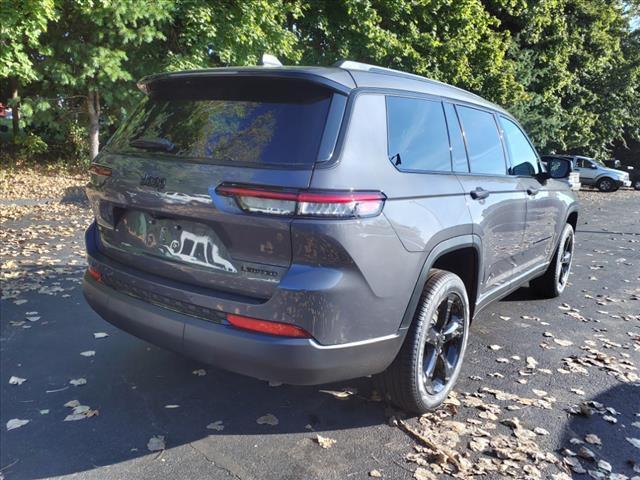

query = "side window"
[
  {"left": 499, "top": 117, "right": 539, "bottom": 176},
  {"left": 456, "top": 106, "right": 506, "bottom": 175},
  {"left": 443, "top": 103, "right": 469, "bottom": 172},
  {"left": 386, "top": 96, "right": 451, "bottom": 172}
]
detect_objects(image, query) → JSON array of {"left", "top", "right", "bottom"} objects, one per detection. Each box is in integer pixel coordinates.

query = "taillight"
[
  {"left": 227, "top": 313, "right": 311, "bottom": 338},
  {"left": 216, "top": 184, "right": 385, "bottom": 219},
  {"left": 87, "top": 266, "right": 102, "bottom": 282},
  {"left": 89, "top": 165, "right": 112, "bottom": 176}
]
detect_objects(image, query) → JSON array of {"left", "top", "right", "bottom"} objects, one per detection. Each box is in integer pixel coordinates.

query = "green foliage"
[
  {"left": 0, "top": 0, "right": 56, "bottom": 82},
  {"left": 14, "top": 132, "right": 48, "bottom": 157},
  {"left": 1, "top": 0, "right": 639, "bottom": 162}
]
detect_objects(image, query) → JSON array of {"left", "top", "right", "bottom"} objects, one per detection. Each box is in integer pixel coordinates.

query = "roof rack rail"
[{"left": 332, "top": 60, "right": 484, "bottom": 100}]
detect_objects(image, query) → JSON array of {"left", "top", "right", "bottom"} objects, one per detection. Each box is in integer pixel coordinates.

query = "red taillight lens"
[
  {"left": 216, "top": 184, "right": 385, "bottom": 218},
  {"left": 227, "top": 313, "right": 311, "bottom": 338},
  {"left": 89, "top": 165, "right": 112, "bottom": 176},
  {"left": 87, "top": 266, "right": 102, "bottom": 282}
]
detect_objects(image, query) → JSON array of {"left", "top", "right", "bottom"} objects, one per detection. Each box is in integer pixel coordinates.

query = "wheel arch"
[{"left": 398, "top": 235, "right": 481, "bottom": 332}]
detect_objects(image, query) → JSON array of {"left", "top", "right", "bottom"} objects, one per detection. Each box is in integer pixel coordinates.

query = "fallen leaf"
[
  {"left": 369, "top": 469, "right": 382, "bottom": 478},
  {"left": 256, "top": 414, "right": 279, "bottom": 426},
  {"left": 585, "top": 433, "right": 602, "bottom": 445},
  {"left": 315, "top": 434, "right": 337, "bottom": 448},
  {"left": 147, "top": 435, "right": 165, "bottom": 452},
  {"left": 69, "top": 378, "right": 87, "bottom": 387},
  {"left": 80, "top": 350, "right": 95, "bottom": 357},
  {"left": 206, "top": 421, "right": 224, "bottom": 431},
  {"left": 554, "top": 338, "right": 574, "bottom": 347},
  {"left": 488, "top": 345, "right": 502, "bottom": 351},
  {"left": 413, "top": 467, "right": 436, "bottom": 480},
  {"left": 192, "top": 369, "right": 206, "bottom": 376},
  {"left": 6, "top": 419, "right": 29, "bottom": 431},
  {"left": 627, "top": 437, "right": 640, "bottom": 450},
  {"left": 9, "top": 376, "right": 26, "bottom": 385},
  {"left": 93, "top": 332, "right": 109, "bottom": 339},
  {"left": 319, "top": 388, "right": 357, "bottom": 399},
  {"left": 164, "top": 404, "right": 180, "bottom": 409}
]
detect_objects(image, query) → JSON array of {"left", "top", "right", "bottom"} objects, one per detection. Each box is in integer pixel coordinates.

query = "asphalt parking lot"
[{"left": 1, "top": 173, "right": 639, "bottom": 480}]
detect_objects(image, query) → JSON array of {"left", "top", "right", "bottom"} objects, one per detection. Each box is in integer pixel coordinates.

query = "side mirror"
[{"left": 546, "top": 158, "right": 571, "bottom": 179}]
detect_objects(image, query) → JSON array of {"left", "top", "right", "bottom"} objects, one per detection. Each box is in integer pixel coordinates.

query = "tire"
[
  {"left": 375, "top": 269, "right": 470, "bottom": 414},
  {"left": 530, "top": 223, "right": 575, "bottom": 298},
  {"left": 633, "top": 179, "right": 640, "bottom": 191},
  {"left": 597, "top": 177, "right": 616, "bottom": 192}
]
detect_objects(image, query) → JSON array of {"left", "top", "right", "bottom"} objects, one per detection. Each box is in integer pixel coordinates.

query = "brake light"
[
  {"left": 87, "top": 266, "right": 102, "bottom": 282},
  {"left": 89, "top": 165, "right": 112, "bottom": 176},
  {"left": 227, "top": 313, "right": 311, "bottom": 338},
  {"left": 216, "top": 184, "right": 385, "bottom": 218}
]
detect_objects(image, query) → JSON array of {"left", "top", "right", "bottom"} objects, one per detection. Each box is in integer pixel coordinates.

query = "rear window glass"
[
  {"left": 386, "top": 97, "right": 451, "bottom": 172},
  {"left": 107, "top": 77, "right": 334, "bottom": 166}
]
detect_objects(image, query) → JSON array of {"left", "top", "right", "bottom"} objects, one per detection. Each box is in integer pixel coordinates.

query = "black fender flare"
[{"left": 398, "top": 234, "right": 482, "bottom": 331}]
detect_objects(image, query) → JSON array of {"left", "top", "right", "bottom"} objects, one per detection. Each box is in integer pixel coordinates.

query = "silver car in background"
[{"left": 543, "top": 154, "right": 631, "bottom": 192}]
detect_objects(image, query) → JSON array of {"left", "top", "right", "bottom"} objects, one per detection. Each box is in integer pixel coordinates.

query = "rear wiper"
[{"left": 129, "top": 137, "right": 176, "bottom": 152}]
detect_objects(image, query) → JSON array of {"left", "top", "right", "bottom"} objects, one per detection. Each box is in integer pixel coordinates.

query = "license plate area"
[{"left": 110, "top": 210, "right": 236, "bottom": 274}]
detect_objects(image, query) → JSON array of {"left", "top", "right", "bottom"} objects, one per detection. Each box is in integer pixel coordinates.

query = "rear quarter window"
[{"left": 386, "top": 96, "right": 451, "bottom": 173}]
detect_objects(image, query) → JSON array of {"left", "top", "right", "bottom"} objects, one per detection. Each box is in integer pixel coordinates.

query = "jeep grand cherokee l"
[{"left": 83, "top": 61, "right": 578, "bottom": 413}]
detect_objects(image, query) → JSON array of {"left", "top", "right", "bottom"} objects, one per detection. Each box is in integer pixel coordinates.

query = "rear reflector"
[
  {"left": 227, "top": 313, "right": 311, "bottom": 338},
  {"left": 87, "top": 266, "right": 102, "bottom": 282},
  {"left": 216, "top": 184, "right": 385, "bottom": 218},
  {"left": 89, "top": 165, "right": 112, "bottom": 176}
]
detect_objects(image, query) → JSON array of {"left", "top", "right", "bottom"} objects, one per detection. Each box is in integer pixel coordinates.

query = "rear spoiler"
[{"left": 137, "top": 68, "right": 355, "bottom": 96}]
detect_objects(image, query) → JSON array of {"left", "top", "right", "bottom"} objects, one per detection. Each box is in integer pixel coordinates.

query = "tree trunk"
[
  {"left": 87, "top": 88, "right": 100, "bottom": 160},
  {"left": 9, "top": 77, "right": 20, "bottom": 142}
]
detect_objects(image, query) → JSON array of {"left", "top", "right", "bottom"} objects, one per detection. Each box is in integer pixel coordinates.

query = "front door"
[
  {"left": 454, "top": 105, "right": 526, "bottom": 297},
  {"left": 498, "top": 116, "right": 558, "bottom": 272},
  {"left": 574, "top": 158, "right": 597, "bottom": 185}
]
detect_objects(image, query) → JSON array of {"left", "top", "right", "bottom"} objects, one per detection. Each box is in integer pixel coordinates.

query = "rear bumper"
[{"left": 83, "top": 274, "right": 403, "bottom": 385}]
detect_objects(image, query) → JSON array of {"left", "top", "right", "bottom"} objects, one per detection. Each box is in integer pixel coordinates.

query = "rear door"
[
  {"left": 453, "top": 105, "right": 526, "bottom": 297},
  {"left": 86, "top": 75, "right": 346, "bottom": 299}
]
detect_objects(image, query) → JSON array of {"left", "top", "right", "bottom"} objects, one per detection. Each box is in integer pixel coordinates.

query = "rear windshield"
[{"left": 107, "top": 76, "right": 334, "bottom": 166}]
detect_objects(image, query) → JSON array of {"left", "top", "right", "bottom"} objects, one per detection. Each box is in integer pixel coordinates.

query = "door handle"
[
  {"left": 470, "top": 187, "right": 490, "bottom": 200},
  {"left": 526, "top": 187, "right": 539, "bottom": 196}
]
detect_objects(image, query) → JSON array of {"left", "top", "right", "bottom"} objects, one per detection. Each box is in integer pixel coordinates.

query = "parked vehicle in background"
[
  {"left": 603, "top": 159, "right": 640, "bottom": 190},
  {"left": 83, "top": 59, "right": 579, "bottom": 414},
  {"left": 542, "top": 154, "right": 631, "bottom": 192},
  {"left": 541, "top": 156, "right": 581, "bottom": 191}
]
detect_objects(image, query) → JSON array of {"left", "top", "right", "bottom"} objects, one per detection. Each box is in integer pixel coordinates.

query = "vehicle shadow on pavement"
[
  {"left": 559, "top": 382, "right": 640, "bottom": 477},
  {"left": 0, "top": 264, "right": 388, "bottom": 479}
]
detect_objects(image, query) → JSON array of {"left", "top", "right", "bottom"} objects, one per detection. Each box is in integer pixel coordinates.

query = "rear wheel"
[
  {"left": 597, "top": 177, "right": 616, "bottom": 192},
  {"left": 530, "top": 223, "right": 574, "bottom": 298},
  {"left": 633, "top": 179, "right": 640, "bottom": 190},
  {"left": 375, "top": 270, "right": 469, "bottom": 413}
]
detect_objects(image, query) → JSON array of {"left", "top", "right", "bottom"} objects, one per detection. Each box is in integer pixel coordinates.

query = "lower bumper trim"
[{"left": 83, "top": 275, "right": 403, "bottom": 385}]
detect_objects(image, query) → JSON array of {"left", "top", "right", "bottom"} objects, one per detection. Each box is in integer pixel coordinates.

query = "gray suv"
[{"left": 83, "top": 61, "right": 578, "bottom": 413}]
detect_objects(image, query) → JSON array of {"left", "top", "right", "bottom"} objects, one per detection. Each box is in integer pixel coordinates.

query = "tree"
[
  {"left": 38, "top": 0, "right": 170, "bottom": 159},
  {"left": 291, "top": 0, "right": 525, "bottom": 106},
  {"left": 0, "top": 0, "right": 55, "bottom": 140},
  {"left": 486, "top": 0, "right": 640, "bottom": 157}
]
